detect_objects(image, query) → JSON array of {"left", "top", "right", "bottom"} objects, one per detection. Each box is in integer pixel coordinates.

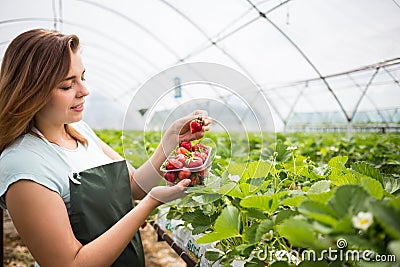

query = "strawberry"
[
  {"left": 166, "top": 158, "right": 183, "bottom": 170},
  {"left": 190, "top": 117, "right": 204, "bottom": 134},
  {"left": 180, "top": 141, "right": 192, "bottom": 151},
  {"left": 187, "top": 156, "right": 203, "bottom": 168},
  {"left": 174, "top": 153, "right": 188, "bottom": 164},
  {"left": 190, "top": 176, "right": 200, "bottom": 186},
  {"left": 193, "top": 142, "right": 207, "bottom": 152},
  {"left": 164, "top": 172, "right": 177, "bottom": 183},
  {"left": 178, "top": 169, "right": 191, "bottom": 179}
]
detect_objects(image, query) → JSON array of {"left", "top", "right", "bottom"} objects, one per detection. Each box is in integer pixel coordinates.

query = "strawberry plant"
[
  {"left": 163, "top": 136, "right": 400, "bottom": 266},
  {"left": 96, "top": 129, "right": 400, "bottom": 266}
]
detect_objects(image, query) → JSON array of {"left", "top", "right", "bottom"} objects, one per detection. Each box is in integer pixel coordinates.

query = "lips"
[{"left": 70, "top": 102, "right": 84, "bottom": 111}]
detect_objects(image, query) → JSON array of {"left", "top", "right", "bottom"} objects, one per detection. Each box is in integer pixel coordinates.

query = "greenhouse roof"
[{"left": 1, "top": 0, "right": 399, "bottom": 132}]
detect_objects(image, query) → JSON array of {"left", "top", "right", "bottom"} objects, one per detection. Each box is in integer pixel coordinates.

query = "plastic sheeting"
[{"left": 1, "top": 0, "right": 399, "bottom": 131}]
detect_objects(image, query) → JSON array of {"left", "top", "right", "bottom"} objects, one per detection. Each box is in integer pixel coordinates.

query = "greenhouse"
[{"left": 1, "top": 0, "right": 399, "bottom": 266}]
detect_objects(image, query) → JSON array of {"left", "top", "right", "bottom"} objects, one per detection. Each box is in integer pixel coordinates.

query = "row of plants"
[{"left": 97, "top": 130, "right": 400, "bottom": 266}]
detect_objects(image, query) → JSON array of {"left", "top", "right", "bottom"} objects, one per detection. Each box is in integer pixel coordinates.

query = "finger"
[{"left": 175, "top": 178, "right": 191, "bottom": 188}]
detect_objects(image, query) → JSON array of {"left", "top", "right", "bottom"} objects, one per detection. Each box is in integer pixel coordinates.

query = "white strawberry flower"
[{"left": 352, "top": 211, "right": 373, "bottom": 231}]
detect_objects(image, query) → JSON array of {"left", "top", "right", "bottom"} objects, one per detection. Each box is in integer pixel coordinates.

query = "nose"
[{"left": 76, "top": 81, "right": 89, "bottom": 98}]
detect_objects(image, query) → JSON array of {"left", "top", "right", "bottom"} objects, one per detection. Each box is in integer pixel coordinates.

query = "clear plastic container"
[{"left": 160, "top": 146, "right": 213, "bottom": 187}]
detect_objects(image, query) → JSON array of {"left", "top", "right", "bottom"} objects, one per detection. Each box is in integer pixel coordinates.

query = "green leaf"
[
  {"left": 329, "top": 173, "right": 359, "bottom": 186},
  {"left": 234, "top": 244, "right": 255, "bottom": 256},
  {"left": 196, "top": 206, "right": 241, "bottom": 243},
  {"left": 181, "top": 209, "right": 215, "bottom": 229},
  {"left": 245, "top": 261, "right": 267, "bottom": 267},
  {"left": 369, "top": 200, "right": 400, "bottom": 239},
  {"left": 227, "top": 162, "right": 247, "bottom": 178},
  {"left": 388, "top": 240, "right": 400, "bottom": 260},
  {"left": 196, "top": 231, "right": 234, "bottom": 244},
  {"left": 245, "top": 161, "right": 272, "bottom": 180},
  {"left": 241, "top": 192, "right": 288, "bottom": 213},
  {"left": 191, "top": 193, "right": 222, "bottom": 205},
  {"left": 327, "top": 185, "right": 370, "bottom": 218},
  {"left": 214, "top": 205, "right": 240, "bottom": 232},
  {"left": 245, "top": 222, "right": 259, "bottom": 244},
  {"left": 274, "top": 209, "right": 298, "bottom": 225},
  {"left": 352, "top": 161, "right": 383, "bottom": 184},
  {"left": 255, "top": 219, "right": 273, "bottom": 242},
  {"left": 265, "top": 140, "right": 292, "bottom": 162},
  {"left": 307, "top": 180, "right": 331, "bottom": 194},
  {"left": 277, "top": 217, "right": 325, "bottom": 250},
  {"left": 383, "top": 177, "right": 400, "bottom": 194},
  {"left": 244, "top": 208, "right": 268, "bottom": 220},
  {"left": 227, "top": 161, "right": 271, "bottom": 181},
  {"left": 204, "top": 250, "right": 223, "bottom": 261},
  {"left": 269, "top": 261, "right": 291, "bottom": 267},
  {"left": 330, "top": 216, "right": 353, "bottom": 234},
  {"left": 388, "top": 197, "right": 400, "bottom": 210},
  {"left": 307, "top": 191, "right": 334, "bottom": 204},
  {"left": 192, "top": 225, "right": 211, "bottom": 235},
  {"left": 222, "top": 184, "right": 244, "bottom": 198},
  {"left": 298, "top": 261, "right": 328, "bottom": 267},
  {"left": 360, "top": 176, "right": 385, "bottom": 200},
  {"left": 280, "top": 195, "right": 307, "bottom": 207},
  {"left": 328, "top": 156, "right": 348, "bottom": 170},
  {"left": 298, "top": 200, "right": 338, "bottom": 227}
]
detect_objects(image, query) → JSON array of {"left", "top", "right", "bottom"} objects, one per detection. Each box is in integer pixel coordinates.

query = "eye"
[
  {"left": 60, "top": 81, "right": 74, "bottom": 90},
  {"left": 60, "top": 84, "right": 72, "bottom": 90}
]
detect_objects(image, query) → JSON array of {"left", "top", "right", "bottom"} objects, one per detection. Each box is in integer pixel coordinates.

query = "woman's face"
[{"left": 35, "top": 51, "right": 89, "bottom": 127}]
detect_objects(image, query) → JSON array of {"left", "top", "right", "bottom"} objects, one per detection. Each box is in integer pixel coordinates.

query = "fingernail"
[{"left": 183, "top": 179, "right": 191, "bottom": 186}]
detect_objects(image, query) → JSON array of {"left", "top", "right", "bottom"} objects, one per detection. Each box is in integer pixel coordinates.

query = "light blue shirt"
[{"left": 0, "top": 121, "right": 113, "bottom": 211}]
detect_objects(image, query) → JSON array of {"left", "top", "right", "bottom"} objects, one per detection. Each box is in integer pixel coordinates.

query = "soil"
[{"left": 3, "top": 212, "right": 186, "bottom": 267}]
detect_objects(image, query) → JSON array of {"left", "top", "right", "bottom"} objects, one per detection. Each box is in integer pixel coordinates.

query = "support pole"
[{"left": 347, "top": 120, "right": 353, "bottom": 139}]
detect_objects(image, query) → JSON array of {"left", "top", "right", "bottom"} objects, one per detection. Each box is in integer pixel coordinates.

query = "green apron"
[{"left": 68, "top": 160, "right": 145, "bottom": 267}]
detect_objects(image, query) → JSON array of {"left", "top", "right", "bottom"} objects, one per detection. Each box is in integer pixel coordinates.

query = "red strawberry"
[
  {"left": 187, "top": 156, "right": 203, "bottom": 168},
  {"left": 174, "top": 153, "right": 188, "bottom": 164},
  {"left": 164, "top": 172, "right": 177, "bottom": 183},
  {"left": 190, "top": 176, "right": 200, "bottom": 186},
  {"left": 190, "top": 117, "right": 204, "bottom": 134},
  {"left": 166, "top": 158, "right": 183, "bottom": 170},
  {"left": 178, "top": 169, "right": 191, "bottom": 179},
  {"left": 180, "top": 141, "right": 192, "bottom": 151},
  {"left": 193, "top": 142, "right": 207, "bottom": 152}
]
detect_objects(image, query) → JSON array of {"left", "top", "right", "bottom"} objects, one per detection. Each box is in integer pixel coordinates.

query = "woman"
[{"left": 0, "top": 28, "right": 210, "bottom": 266}]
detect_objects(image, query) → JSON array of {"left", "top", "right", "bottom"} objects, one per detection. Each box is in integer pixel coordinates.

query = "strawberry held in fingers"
[{"left": 190, "top": 117, "right": 204, "bottom": 134}]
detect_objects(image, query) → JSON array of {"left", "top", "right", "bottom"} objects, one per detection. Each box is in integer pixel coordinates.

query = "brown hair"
[{"left": 0, "top": 28, "right": 87, "bottom": 153}]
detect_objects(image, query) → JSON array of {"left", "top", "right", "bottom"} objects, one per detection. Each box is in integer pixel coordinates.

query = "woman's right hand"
[{"left": 147, "top": 178, "right": 191, "bottom": 205}]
